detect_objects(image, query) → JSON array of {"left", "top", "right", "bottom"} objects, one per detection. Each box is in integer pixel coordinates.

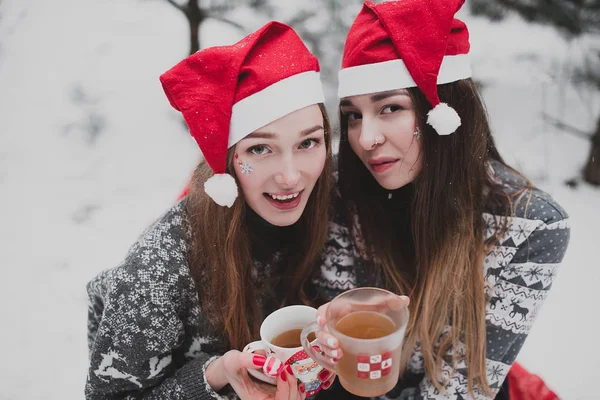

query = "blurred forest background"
[{"left": 1, "top": 1, "right": 599, "bottom": 399}]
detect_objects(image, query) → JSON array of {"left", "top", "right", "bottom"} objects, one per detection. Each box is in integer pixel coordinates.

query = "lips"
[
  {"left": 368, "top": 157, "right": 399, "bottom": 173},
  {"left": 263, "top": 190, "right": 303, "bottom": 210}
]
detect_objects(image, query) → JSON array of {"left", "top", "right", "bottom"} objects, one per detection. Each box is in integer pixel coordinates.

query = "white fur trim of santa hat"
[
  {"left": 204, "top": 173, "right": 238, "bottom": 207},
  {"left": 427, "top": 103, "right": 461, "bottom": 136},
  {"left": 338, "top": 54, "right": 471, "bottom": 98},
  {"left": 228, "top": 71, "right": 325, "bottom": 148}
]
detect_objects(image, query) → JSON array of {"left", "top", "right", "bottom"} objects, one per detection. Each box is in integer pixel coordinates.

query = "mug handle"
[
  {"left": 301, "top": 322, "right": 338, "bottom": 372},
  {"left": 242, "top": 340, "right": 276, "bottom": 384}
]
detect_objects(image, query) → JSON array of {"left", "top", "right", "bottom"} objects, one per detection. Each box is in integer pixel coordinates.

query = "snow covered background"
[{"left": 0, "top": 0, "right": 598, "bottom": 399}]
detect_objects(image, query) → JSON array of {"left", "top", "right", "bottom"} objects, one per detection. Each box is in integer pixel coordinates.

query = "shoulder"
[
  {"left": 486, "top": 160, "right": 569, "bottom": 225},
  {"left": 483, "top": 161, "right": 570, "bottom": 266},
  {"left": 87, "top": 201, "right": 194, "bottom": 311}
]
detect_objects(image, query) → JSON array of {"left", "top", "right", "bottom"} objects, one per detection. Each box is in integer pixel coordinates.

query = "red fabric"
[
  {"left": 507, "top": 362, "right": 560, "bottom": 400},
  {"left": 159, "top": 22, "right": 320, "bottom": 175},
  {"left": 341, "top": 0, "right": 469, "bottom": 107},
  {"left": 176, "top": 183, "right": 189, "bottom": 202}
]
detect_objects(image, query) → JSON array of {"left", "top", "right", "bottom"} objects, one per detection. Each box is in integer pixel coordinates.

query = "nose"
[
  {"left": 274, "top": 156, "right": 301, "bottom": 187},
  {"left": 357, "top": 119, "right": 383, "bottom": 151}
]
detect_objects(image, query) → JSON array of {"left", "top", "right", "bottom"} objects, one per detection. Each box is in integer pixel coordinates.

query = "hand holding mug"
[
  {"left": 241, "top": 305, "right": 334, "bottom": 397},
  {"left": 316, "top": 293, "right": 410, "bottom": 362},
  {"left": 205, "top": 350, "right": 303, "bottom": 399},
  {"left": 301, "top": 288, "right": 410, "bottom": 397}
]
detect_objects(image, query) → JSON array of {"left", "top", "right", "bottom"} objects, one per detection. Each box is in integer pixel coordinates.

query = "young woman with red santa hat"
[
  {"left": 85, "top": 22, "right": 337, "bottom": 400},
  {"left": 313, "top": 1, "right": 570, "bottom": 399}
]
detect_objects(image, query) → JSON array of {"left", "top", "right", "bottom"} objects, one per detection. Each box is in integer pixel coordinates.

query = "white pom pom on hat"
[
  {"left": 203, "top": 174, "right": 238, "bottom": 208},
  {"left": 427, "top": 103, "right": 462, "bottom": 136}
]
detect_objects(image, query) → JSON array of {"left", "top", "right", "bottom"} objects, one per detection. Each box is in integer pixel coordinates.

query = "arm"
[
  {"left": 85, "top": 271, "right": 230, "bottom": 400},
  {"left": 410, "top": 206, "right": 570, "bottom": 399}
]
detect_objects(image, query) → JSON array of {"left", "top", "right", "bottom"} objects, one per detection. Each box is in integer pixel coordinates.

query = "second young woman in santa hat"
[
  {"left": 313, "top": 1, "right": 570, "bottom": 399},
  {"left": 85, "top": 21, "right": 337, "bottom": 399}
]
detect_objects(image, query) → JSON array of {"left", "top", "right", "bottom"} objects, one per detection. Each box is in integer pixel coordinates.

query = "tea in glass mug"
[{"left": 301, "top": 287, "right": 409, "bottom": 397}]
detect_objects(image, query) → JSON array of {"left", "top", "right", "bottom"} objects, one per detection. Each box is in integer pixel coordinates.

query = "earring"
[
  {"left": 234, "top": 153, "right": 254, "bottom": 175},
  {"left": 413, "top": 127, "right": 421, "bottom": 140}
]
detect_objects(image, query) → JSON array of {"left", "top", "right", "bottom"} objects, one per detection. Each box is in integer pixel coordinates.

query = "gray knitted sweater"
[
  {"left": 86, "top": 162, "right": 569, "bottom": 400},
  {"left": 314, "top": 161, "right": 570, "bottom": 399}
]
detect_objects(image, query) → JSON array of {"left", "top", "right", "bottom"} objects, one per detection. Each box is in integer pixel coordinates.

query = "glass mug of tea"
[
  {"left": 301, "top": 287, "right": 409, "bottom": 397},
  {"left": 242, "top": 305, "right": 325, "bottom": 396}
]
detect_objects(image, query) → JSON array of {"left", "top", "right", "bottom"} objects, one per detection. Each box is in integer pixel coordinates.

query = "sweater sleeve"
[
  {"left": 85, "top": 269, "right": 231, "bottom": 400},
  {"left": 399, "top": 196, "right": 571, "bottom": 399},
  {"left": 85, "top": 203, "right": 235, "bottom": 400}
]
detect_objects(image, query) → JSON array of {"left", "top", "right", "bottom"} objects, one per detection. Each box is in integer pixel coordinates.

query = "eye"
[
  {"left": 346, "top": 111, "right": 362, "bottom": 121},
  {"left": 247, "top": 145, "right": 271, "bottom": 155},
  {"left": 299, "top": 138, "right": 321, "bottom": 150},
  {"left": 382, "top": 105, "right": 403, "bottom": 114}
]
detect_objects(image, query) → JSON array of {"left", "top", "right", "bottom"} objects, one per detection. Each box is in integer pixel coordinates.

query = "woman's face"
[
  {"left": 233, "top": 105, "right": 326, "bottom": 227},
  {"left": 340, "top": 89, "right": 422, "bottom": 190}
]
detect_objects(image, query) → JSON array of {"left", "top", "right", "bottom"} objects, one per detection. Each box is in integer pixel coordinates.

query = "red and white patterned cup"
[
  {"left": 301, "top": 288, "right": 409, "bottom": 397},
  {"left": 243, "top": 305, "right": 325, "bottom": 397}
]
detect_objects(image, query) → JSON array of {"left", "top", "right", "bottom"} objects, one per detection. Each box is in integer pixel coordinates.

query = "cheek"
[
  {"left": 234, "top": 160, "right": 263, "bottom": 196},
  {"left": 347, "top": 130, "right": 363, "bottom": 156},
  {"left": 301, "top": 148, "right": 327, "bottom": 180}
]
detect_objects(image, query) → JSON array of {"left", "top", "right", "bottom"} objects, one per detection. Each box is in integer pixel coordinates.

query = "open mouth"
[{"left": 263, "top": 190, "right": 303, "bottom": 210}]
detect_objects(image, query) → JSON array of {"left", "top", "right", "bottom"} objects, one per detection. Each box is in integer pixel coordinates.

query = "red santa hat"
[
  {"left": 160, "top": 22, "right": 325, "bottom": 207},
  {"left": 338, "top": 0, "right": 471, "bottom": 136}
]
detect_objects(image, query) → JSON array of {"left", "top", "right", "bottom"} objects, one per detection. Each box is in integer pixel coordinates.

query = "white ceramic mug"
[{"left": 243, "top": 305, "right": 325, "bottom": 396}]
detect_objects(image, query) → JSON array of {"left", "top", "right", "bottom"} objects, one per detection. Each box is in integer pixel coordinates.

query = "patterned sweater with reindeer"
[{"left": 314, "top": 160, "right": 570, "bottom": 400}]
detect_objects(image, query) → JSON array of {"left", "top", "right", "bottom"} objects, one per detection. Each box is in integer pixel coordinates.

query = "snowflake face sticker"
[{"left": 235, "top": 153, "right": 254, "bottom": 175}]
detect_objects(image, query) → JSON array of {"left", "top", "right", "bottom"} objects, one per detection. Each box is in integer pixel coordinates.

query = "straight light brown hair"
[
  {"left": 338, "top": 79, "right": 529, "bottom": 396},
  {"left": 185, "top": 104, "right": 333, "bottom": 351}
]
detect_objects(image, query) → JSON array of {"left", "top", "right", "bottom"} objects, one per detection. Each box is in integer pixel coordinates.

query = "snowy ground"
[{"left": 0, "top": 1, "right": 598, "bottom": 399}]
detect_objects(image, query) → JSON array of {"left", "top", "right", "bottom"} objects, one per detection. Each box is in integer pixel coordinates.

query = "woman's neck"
[{"left": 245, "top": 208, "right": 297, "bottom": 261}]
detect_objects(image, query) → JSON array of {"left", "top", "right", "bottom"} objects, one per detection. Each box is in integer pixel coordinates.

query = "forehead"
[
  {"left": 257, "top": 104, "right": 322, "bottom": 134},
  {"left": 340, "top": 89, "right": 411, "bottom": 107}
]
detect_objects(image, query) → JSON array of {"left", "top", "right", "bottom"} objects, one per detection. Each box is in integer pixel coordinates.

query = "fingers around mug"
[
  {"left": 274, "top": 366, "right": 297, "bottom": 400},
  {"left": 325, "top": 371, "right": 336, "bottom": 389},
  {"left": 223, "top": 350, "right": 266, "bottom": 372},
  {"left": 301, "top": 323, "right": 338, "bottom": 371},
  {"left": 285, "top": 365, "right": 298, "bottom": 398},
  {"left": 325, "top": 300, "right": 353, "bottom": 323},
  {"left": 386, "top": 294, "right": 410, "bottom": 311},
  {"left": 315, "top": 330, "right": 343, "bottom": 360},
  {"left": 316, "top": 303, "right": 329, "bottom": 327}
]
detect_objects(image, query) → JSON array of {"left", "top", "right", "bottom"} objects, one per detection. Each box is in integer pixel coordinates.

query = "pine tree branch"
[
  {"left": 542, "top": 112, "right": 594, "bottom": 140},
  {"left": 165, "top": 0, "right": 185, "bottom": 13},
  {"left": 208, "top": 15, "right": 244, "bottom": 31}
]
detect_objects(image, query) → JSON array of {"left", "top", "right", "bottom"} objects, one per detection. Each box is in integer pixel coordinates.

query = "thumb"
[{"left": 236, "top": 351, "right": 268, "bottom": 371}]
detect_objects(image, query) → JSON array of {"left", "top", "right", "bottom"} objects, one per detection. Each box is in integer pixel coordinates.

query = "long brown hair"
[
  {"left": 185, "top": 104, "right": 333, "bottom": 351},
  {"left": 338, "top": 79, "right": 527, "bottom": 395}
]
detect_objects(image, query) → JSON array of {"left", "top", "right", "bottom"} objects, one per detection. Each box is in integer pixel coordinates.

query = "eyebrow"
[
  {"left": 246, "top": 124, "right": 324, "bottom": 139},
  {"left": 340, "top": 89, "right": 410, "bottom": 107}
]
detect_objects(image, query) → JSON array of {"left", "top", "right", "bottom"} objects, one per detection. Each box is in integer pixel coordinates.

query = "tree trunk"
[
  {"left": 186, "top": 0, "right": 205, "bottom": 55},
  {"left": 583, "top": 115, "right": 600, "bottom": 186},
  {"left": 189, "top": 19, "right": 201, "bottom": 55}
]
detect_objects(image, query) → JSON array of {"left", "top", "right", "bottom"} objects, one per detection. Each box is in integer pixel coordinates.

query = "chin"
[
  {"left": 264, "top": 213, "right": 302, "bottom": 227},
  {"left": 375, "top": 177, "right": 409, "bottom": 191}
]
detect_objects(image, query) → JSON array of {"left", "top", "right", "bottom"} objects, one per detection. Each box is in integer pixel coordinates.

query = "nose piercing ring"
[{"left": 371, "top": 138, "right": 379, "bottom": 149}]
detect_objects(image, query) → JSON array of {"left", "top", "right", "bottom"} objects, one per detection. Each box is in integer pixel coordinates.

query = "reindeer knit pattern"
[
  {"left": 86, "top": 202, "right": 286, "bottom": 400},
  {"left": 314, "top": 160, "right": 570, "bottom": 400}
]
